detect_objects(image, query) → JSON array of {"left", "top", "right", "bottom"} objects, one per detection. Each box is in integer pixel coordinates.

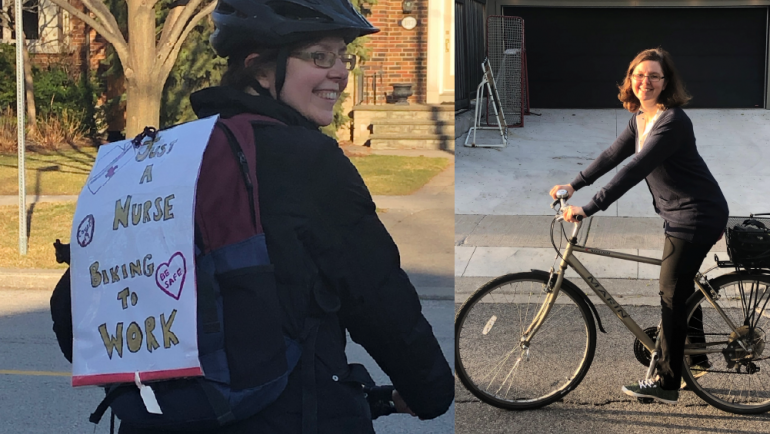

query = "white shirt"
[{"left": 636, "top": 109, "right": 662, "bottom": 153}]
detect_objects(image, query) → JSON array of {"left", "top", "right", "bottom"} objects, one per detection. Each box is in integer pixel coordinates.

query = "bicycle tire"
[
  {"left": 455, "top": 272, "right": 597, "bottom": 410},
  {"left": 682, "top": 273, "right": 770, "bottom": 414}
]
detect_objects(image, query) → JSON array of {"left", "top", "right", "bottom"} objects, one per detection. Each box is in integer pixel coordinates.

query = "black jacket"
[
  {"left": 113, "top": 86, "right": 453, "bottom": 433},
  {"left": 571, "top": 108, "right": 728, "bottom": 244}
]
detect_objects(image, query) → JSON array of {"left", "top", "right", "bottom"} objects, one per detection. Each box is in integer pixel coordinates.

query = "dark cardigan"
[{"left": 570, "top": 107, "right": 728, "bottom": 244}]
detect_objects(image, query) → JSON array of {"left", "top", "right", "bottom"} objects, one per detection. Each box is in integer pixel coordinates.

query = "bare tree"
[{"left": 48, "top": 0, "right": 216, "bottom": 136}]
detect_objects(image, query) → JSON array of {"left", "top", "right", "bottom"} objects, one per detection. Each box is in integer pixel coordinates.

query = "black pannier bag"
[{"left": 726, "top": 216, "right": 770, "bottom": 269}]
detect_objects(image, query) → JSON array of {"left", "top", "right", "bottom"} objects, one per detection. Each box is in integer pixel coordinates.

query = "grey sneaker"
[
  {"left": 622, "top": 379, "right": 679, "bottom": 404},
  {"left": 681, "top": 362, "right": 711, "bottom": 389}
]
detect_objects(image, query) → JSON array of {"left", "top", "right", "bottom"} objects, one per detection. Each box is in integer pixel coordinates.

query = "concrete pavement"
[
  {"left": 456, "top": 109, "right": 770, "bottom": 217},
  {"left": 455, "top": 109, "right": 770, "bottom": 305},
  {"left": 0, "top": 290, "right": 454, "bottom": 434},
  {"left": 456, "top": 304, "right": 770, "bottom": 434}
]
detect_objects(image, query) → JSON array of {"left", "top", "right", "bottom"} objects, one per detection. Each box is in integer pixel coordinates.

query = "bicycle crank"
[{"left": 633, "top": 327, "right": 659, "bottom": 367}]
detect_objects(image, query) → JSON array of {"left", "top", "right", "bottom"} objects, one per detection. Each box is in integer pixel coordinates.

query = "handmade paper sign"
[{"left": 70, "top": 115, "right": 219, "bottom": 387}]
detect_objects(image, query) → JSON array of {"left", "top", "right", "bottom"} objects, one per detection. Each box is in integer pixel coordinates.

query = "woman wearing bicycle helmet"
[
  {"left": 550, "top": 48, "right": 728, "bottom": 405},
  {"left": 115, "top": 0, "right": 453, "bottom": 432}
]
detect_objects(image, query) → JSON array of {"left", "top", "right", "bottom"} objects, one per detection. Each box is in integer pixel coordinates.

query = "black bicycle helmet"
[{"left": 210, "top": 0, "right": 379, "bottom": 57}]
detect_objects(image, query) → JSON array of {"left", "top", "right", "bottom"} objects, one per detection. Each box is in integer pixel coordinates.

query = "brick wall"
[
  {"left": 29, "top": 0, "right": 89, "bottom": 75},
  {"left": 361, "top": 0, "right": 428, "bottom": 104}
]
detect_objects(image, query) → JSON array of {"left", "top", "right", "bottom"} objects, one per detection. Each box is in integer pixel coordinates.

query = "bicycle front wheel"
[
  {"left": 683, "top": 273, "right": 770, "bottom": 414},
  {"left": 455, "top": 272, "right": 596, "bottom": 410}
]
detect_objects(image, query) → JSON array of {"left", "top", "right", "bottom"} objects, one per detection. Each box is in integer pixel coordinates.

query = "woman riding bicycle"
[
  {"left": 550, "top": 47, "right": 729, "bottom": 404},
  {"left": 49, "top": 0, "right": 453, "bottom": 431}
]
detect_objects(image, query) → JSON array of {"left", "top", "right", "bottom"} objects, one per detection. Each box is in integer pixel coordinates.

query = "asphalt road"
[
  {"left": 455, "top": 304, "right": 770, "bottom": 434},
  {"left": 0, "top": 289, "right": 453, "bottom": 434}
]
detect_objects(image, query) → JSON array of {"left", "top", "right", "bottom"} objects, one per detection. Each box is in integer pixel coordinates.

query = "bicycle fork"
[{"left": 520, "top": 244, "right": 573, "bottom": 348}]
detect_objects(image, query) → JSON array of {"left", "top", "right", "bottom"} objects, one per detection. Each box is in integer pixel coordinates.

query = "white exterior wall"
[{"left": 427, "top": 0, "right": 455, "bottom": 104}]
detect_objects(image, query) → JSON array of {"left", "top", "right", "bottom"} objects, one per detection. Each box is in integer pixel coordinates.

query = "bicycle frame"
[{"left": 522, "top": 219, "right": 743, "bottom": 356}]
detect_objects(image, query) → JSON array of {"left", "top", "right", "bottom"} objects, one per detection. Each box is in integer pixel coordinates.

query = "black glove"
[
  {"left": 364, "top": 385, "right": 397, "bottom": 420},
  {"left": 54, "top": 239, "right": 70, "bottom": 265}
]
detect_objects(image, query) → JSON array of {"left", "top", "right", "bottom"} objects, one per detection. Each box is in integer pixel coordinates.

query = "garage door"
[{"left": 502, "top": 7, "right": 768, "bottom": 108}]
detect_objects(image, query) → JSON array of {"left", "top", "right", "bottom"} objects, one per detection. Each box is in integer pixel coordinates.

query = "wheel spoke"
[{"left": 685, "top": 275, "right": 770, "bottom": 413}]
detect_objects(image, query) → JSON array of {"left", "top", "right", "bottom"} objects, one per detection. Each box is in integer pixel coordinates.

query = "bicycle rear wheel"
[
  {"left": 683, "top": 273, "right": 770, "bottom": 414},
  {"left": 455, "top": 272, "right": 596, "bottom": 410}
]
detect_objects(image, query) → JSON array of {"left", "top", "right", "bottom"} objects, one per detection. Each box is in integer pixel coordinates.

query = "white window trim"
[{"left": 1, "top": 0, "right": 70, "bottom": 54}]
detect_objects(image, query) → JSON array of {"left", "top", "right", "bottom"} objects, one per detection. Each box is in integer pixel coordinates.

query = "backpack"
[{"left": 53, "top": 115, "right": 313, "bottom": 432}]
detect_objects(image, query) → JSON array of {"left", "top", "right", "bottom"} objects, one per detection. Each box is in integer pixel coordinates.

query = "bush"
[
  {"left": 0, "top": 45, "right": 19, "bottom": 109},
  {"left": 33, "top": 68, "right": 98, "bottom": 135},
  {"left": 0, "top": 43, "right": 98, "bottom": 137},
  {"left": 0, "top": 107, "right": 15, "bottom": 153},
  {"left": 0, "top": 106, "right": 88, "bottom": 153}
]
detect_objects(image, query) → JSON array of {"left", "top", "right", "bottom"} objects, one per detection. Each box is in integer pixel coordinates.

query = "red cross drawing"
[{"left": 105, "top": 165, "right": 118, "bottom": 179}]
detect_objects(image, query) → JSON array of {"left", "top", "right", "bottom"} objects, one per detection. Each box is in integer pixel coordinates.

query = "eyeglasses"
[
  {"left": 631, "top": 73, "right": 665, "bottom": 82},
  {"left": 291, "top": 51, "right": 357, "bottom": 71}
]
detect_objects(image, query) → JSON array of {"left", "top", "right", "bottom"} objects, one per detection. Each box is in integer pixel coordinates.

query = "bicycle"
[{"left": 455, "top": 190, "right": 770, "bottom": 414}]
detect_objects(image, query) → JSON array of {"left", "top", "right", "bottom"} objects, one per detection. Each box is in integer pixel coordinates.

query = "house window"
[{"left": 1, "top": 0, "right": 39, "bottom": 41}]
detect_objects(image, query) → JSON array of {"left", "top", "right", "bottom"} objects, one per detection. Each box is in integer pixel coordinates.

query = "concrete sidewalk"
[
  {"left": 0, "top": 195, "right": 78, "bottom": 206},
  {"left": 455, "top": 109, "right": 770, "bottom": 305},
  {"left": 0, "top": 156, "right": 455, "bottom": 300},
  {"left": 376, "top": 160, "right": 454, "bottom": 299}
]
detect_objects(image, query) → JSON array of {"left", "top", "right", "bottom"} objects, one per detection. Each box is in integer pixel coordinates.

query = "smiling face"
[
  {"left": 256, "top": 36, "right": 349, "bottom": 126},
  {"left": 631, "top": 60, "right": 667, "bottom": 108}
]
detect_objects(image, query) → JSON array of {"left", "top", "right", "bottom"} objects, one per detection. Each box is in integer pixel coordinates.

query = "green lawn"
[
  {"left": 0, "top": 151, "right": 450, "bottom": 268},
  {"left": 0, "top": 148, "right": 97, "bottom": 195},
  {"left": 0, "top": 202, "right": 73, "bottom": 269},
  {"left": 349, "top": 155, "right": 450, "bottom": 196},
  {"left": 0, "top": 150, "right": 449, "bottom": 196}
]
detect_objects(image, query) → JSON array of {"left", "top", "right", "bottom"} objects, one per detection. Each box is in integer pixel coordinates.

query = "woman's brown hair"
[
  {"left": 220, "top": 47, "right": 281, "bottom": 91},
  {"left": 617, "top": 48, "right": 691, "bottom": 112}
]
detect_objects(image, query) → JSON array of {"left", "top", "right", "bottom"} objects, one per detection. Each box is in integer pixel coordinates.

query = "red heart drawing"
[{"left": 155, "top": 252, "right": 187, "bottom": 300}]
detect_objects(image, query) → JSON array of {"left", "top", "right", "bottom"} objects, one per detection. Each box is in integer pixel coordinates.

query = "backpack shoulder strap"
[
  {"left": 214, "top": 122, "right": 258, "bottom": 233},
  {"left": 214, "top": 114, "right": 285, "bottom": 234}
]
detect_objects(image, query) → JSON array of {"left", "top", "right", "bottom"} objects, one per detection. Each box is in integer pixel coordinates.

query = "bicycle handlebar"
[{"left": 551, "top": 190, "right": 583, "bottom": 222}]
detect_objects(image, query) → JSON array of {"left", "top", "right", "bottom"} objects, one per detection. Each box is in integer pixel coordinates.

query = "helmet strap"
[
  {"left": 243, "top": 47, "right": 289, "bottom": 101},
  {"left": 275, "top": 47, "right": 289, "bottom": 101},
  {"left": 247, "top": 78, "right": 273, "bottom": 99}
]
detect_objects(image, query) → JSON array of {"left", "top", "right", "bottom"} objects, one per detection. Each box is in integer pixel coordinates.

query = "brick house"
[
  {"left": 1, "top": 0, "right": 121, "bottom": 135},
  {"left": 349, "top": 0, "right": 455, "bottom": 150},
  {"left": 360, "top": 0, "right": 429, "bottom": 104},
  {"left": 0, "top": 0, "right": 101, "bottom": 73}
]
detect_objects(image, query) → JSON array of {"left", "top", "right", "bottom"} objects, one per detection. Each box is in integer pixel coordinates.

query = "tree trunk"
[
  {"left": 46, "top": 0, "right": 216, "bottom": 136},
  {"left": 21, "top": 31, "right": 36, "bottom": 134},
  {"left": 124, "top": 1, "right": 160, "bottom": 136},
  {"left": 125, "top": 78, "right": 162, "bottom": 138}
]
